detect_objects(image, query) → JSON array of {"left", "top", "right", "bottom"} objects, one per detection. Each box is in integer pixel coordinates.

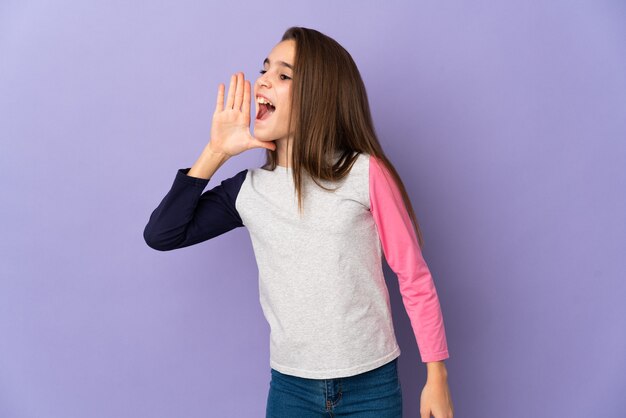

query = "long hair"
[{"left": 263, "top": 26, "right": 425, "bottom": 248}]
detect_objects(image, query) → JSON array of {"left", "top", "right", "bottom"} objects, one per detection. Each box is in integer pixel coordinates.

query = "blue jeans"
[{"left": 266, "top": 357, "right": 403, "bottom": 417}]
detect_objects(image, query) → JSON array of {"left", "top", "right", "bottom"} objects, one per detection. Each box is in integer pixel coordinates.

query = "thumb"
[{"left": 249, "top": 135, "right": 277, "bottom": 152}]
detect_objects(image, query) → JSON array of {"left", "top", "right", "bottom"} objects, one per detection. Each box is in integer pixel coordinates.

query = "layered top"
[{"left": 144, "top": 151, "right": 449, "bottom": 379}]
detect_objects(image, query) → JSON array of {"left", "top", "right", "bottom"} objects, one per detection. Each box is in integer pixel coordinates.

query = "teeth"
[{"left": 256, "top": 96, "right": 275, "bottom": 107}]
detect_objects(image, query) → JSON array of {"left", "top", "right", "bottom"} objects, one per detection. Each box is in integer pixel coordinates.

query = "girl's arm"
[
  {"left": 143, "top": 145, "right": 247, "bottom": 251},
  {"left": 144, "top": 72, "right": 275, "bottom": 251},
  {"left": 369, "top": 155, "right": 450, "bottom": 365},
  {"left": 369, "top": 156, "right": 454, "bottom": 416}
]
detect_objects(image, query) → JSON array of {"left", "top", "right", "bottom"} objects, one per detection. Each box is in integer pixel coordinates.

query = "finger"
[
  {"left": 215, "top": 83, "right": 224, "bottom": 112},
  {"left": 234, "top": 72, "right": 244, "bottom": 111},
  {"left": 242, "top": 80, "right": 251, "bottom": 119},
  {"left": 225, "top": 74, "right": 236, "bottom": 109}
]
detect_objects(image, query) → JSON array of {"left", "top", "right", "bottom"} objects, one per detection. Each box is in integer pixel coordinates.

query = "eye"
[{"left": 259, "top": 70, "right": 291, "bottom": 81}]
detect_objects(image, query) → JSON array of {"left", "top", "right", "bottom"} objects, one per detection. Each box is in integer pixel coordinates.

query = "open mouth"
[{"left": 256, "top": 96, "right": 276, "bottom": 121}]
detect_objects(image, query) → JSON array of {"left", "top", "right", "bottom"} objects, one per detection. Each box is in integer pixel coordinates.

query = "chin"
[{"left": 252, "top": 131, "right": 277, "bottom": 142}]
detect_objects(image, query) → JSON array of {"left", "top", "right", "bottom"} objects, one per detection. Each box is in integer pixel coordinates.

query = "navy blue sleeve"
[{"left": 143, "top": 167, "right": 248, "bottom": 251}]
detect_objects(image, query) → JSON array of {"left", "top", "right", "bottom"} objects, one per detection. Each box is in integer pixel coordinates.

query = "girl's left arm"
[
  {"left": 369, "top": 155, "right": 454, "bottom": 417},
  {"left": 369, "top": 155, "right": 450, "bottom": 363}
]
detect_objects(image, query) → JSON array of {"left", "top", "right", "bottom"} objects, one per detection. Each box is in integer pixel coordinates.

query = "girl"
[{"left": 144, "top": 26, "right": 454, "bottom": 418}]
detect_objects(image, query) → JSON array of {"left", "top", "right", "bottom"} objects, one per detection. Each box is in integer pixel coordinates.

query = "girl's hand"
[
  {"left": 420, "top": 378, "right": 454, "bottom": 418},
  {"left": 208, "top": 72, "right": 276, "bottom": 157}
]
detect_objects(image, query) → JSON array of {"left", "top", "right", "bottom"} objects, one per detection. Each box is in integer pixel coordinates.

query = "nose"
[{"left": 257, "top": 72, "right": 271, "bottom": 89}]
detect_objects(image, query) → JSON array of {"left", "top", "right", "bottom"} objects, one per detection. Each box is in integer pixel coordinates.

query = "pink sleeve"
[{"left": 369, "top": 155, "right": 450, "bottom": 363}]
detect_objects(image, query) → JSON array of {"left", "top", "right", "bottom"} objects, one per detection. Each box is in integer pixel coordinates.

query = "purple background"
[{"left": 1, "top": 1, "right": 625, "bottom": 417}]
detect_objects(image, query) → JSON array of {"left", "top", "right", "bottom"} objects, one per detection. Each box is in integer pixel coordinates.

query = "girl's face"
[{"left": 253, "top": 40, "right": 295, "bottom": 142}]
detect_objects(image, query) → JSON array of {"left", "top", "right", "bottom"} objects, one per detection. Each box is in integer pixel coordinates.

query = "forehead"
[{"left": 265, "top": 40, "right": 295, "bottom": 66}]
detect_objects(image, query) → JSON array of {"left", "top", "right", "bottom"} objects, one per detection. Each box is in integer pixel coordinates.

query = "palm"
[
  {"left": 210, "top": 106, "right": 253, "bottom": 155},
  {"left": 209, "top": 72, "right": 275, "bottom": 157}
]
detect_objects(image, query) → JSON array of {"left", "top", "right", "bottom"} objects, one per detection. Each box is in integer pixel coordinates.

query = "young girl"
[{"left": 144, "top": 26, "right": 454, "bottom": 418}]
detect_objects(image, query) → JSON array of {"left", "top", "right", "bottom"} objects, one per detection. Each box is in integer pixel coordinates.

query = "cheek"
[{"left": 280, "top": 101, "right": 291, "bottom": 120}]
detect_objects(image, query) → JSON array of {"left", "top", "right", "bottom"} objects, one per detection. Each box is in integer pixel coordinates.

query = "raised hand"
[{"left": 208, "top": 72, "right": 276, "bottom": 156}]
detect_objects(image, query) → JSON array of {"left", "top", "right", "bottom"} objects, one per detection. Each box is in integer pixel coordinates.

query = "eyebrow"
[{"left": 263, "top": 58, "right": 294, "bottom": 70}]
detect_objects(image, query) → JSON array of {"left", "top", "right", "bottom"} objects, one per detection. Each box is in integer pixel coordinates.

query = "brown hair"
[{"left": 263, "top": 26, "right": 425, "bottom": 248}]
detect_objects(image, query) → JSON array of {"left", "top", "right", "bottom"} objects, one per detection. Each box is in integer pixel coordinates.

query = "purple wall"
[{"left": 1, "top": 1, "right": 625, "bottom": 417}]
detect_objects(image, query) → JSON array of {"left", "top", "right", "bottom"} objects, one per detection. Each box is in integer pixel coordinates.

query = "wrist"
[
  {"left": 426, "top": 361, "right": 448, "bottom": 382},
  {"left": 206, "top": 142, "right": 227, "bottom": 157},
  {"left": 204, "top": 142, "right": 231, "bottom": 165}
]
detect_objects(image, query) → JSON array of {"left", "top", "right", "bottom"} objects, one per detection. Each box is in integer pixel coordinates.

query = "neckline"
[{"left": 270, "top": 151, "right": 348, "bottom": 172}]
